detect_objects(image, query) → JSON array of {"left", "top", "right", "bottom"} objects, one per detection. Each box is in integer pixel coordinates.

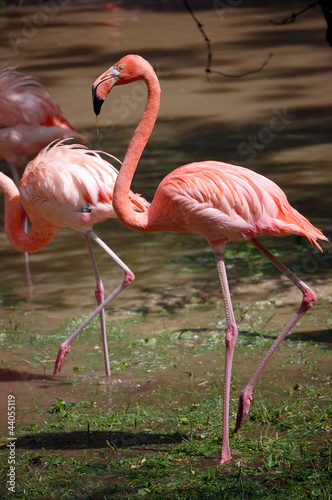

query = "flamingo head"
[{"left": 92, "top": 54, "right": 153, "bottom": 115}]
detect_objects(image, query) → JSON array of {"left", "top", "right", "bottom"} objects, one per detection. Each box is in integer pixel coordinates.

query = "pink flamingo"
[
  {"left": 92, "top": 54, "right": 327, "bottom": 463},
  {"left": 0, "top": 140, "right": 148, "bottom": 377},
  {"left": 0, "top": 66, "right": 86, "bottom": 185}
]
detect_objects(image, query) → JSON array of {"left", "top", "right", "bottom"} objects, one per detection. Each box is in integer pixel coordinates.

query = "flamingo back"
[
  {"left": 0, "top": 66, "right": 68, "bottom": 128},
  {"left": 151, "top": 161, "right": 326, "bottom": 250},
  {"left": 0, "top": 66, "right": 86, "bottom": 165}
]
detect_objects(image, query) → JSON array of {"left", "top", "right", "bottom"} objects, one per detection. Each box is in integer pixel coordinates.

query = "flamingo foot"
[
  {"left": 53, "top": 343, "right": 71, "bottom": 374},
  {"left": 235, "top": 389, "right": 252, "bottom": 432},
  {"left": 220, "top": 450, "right": 233, "bottom": 464}
]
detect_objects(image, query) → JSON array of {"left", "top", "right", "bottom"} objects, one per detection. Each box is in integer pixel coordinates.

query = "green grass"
[
  {"left": 0, "top": 382, "right": 331, "bottom": 499},
  {"left": 0, "top": 311, "right": 331, "bottom": 499}
]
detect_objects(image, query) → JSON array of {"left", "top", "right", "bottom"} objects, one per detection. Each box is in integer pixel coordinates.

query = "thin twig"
[
  {"left": 270, "top": 1, "right": 319, "bottom": 25},
  {"left": 207, "top": 53, "right": 273, "bottom": 78},
  {"left": 182, "top": 0, "right": 213, "bottom": 75}
]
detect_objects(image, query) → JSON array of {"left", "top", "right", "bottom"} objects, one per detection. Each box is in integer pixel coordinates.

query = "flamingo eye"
[{"left": 110, "top": 64, "right": 125, "bottom": 78}]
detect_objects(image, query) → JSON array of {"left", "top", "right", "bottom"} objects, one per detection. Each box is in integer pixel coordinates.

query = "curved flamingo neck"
[
  {"left": 113, "top": 64, "right": 161, "bottom": 231},
  {"left": 0, "top": 173, "right": 60, "bottom": 253}
]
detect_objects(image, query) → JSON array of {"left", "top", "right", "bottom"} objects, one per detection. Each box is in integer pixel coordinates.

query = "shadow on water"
[
  {"left": 291, "top": 328, "right": 332, "bottom": 345},
  {"left": 1, "top": 429, "right": 186, "bottom": 451},
  {"left": 0, "top": 368, "right": 55, "bottom": 382},
  {"left": 237, "top": 328, "right": 332, "bottom": 347}
]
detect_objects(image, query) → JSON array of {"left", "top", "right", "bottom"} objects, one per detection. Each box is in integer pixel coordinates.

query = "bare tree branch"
[
  {"left": 270, "top": 2, "right": 319, "bottom": 25},
  {"left": 182, "top": 0, "right": 272, "bottom": 79}
]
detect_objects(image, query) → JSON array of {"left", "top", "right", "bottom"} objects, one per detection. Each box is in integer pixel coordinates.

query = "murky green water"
[{"left": 0, "top": 2, "right": 331, "bottom": 429}]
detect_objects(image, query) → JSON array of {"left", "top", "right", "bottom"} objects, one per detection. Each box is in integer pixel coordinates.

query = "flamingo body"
[
  {"left": 92, "top": 54, "right": 327, "bottom": 463},
  {"left": 146, "top": 161, "right": 324, "bottom": 248},
  {"left": 0, "top": 66, "right": 86, "bottom": 174},
  {"left": 19, "top": 142, "right": 146, "bottom": 236}
]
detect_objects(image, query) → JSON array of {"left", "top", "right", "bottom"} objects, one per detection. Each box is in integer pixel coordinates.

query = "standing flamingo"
[
  {"left": 92, "top": 54, "right": 327, "bottom": 463},
  {"left": 0, "top": 140, "right": 149, "bottom": 377},
  {"left": 0, "top": 66, "right": 86, "bottom": 185}
]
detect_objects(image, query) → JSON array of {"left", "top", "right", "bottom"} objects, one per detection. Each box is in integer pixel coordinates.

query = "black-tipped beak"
[{"left": 92, "top": 85, "right": 104, "bottom": 116}]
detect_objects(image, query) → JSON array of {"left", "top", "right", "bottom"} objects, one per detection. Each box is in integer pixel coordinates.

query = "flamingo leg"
[
  {"left": 214, "top": 249, "right": 238, "bottom": 464},
  {"left": 21, "top": 208, "right": 34, "bottom": 298},
  {"left": 54, "top": 230, "right": 135, "bottom": 375},
  {"left": 9, "top": 163, "right": 21, "bottom": 187},
  {"left": 84, "top": 234, "right": 111, "bottom": 377},
  {"left": 11, "top": 162, "right": 34, "bottom": 298},
  {"left": 235, "top": 237, "right": 316, "bottom": 432}
]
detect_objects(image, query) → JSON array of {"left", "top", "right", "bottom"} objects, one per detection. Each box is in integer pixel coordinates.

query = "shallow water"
[{"left": 0, "top": 2, "right": 331, "bottom": 432}]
